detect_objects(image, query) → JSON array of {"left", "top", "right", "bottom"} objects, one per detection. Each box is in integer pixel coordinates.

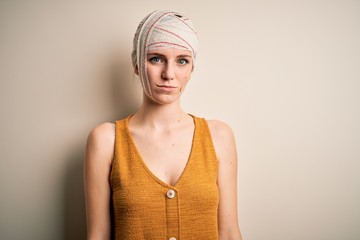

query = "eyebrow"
[
  {"left": 178, "top": 54, "right": 192, "bottom": 58},
  {"left": 147, "top": 53, "right": 192, "bottom": 58}
]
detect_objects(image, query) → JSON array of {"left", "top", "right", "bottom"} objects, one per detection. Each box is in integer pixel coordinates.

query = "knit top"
[{"left": 110, "top": 114, "right": 219, "bottom": 240}]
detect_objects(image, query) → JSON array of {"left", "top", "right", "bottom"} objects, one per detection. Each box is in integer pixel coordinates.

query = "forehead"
[{"left": 147, "top": 48, "right": 192, "bottom": 57}]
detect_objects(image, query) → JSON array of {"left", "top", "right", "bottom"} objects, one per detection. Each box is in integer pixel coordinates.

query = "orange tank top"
[{"left": 110, "top": 115, "right": 219, "bottom": 239}]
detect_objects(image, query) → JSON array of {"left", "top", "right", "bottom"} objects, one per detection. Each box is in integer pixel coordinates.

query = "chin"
[
  {"left": 145, "top": 92, "right": 180, "bottom": 105},
  {"left": 152, "top": 96, "right": 179, "bottom": 105}
]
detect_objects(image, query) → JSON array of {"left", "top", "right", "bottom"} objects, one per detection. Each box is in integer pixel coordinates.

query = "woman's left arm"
[{"left": 208, "top": 120, "right": 243, "bottom": 240}]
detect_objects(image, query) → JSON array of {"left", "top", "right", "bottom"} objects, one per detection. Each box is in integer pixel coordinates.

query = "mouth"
[{"left": 156, "top": 84, "right": 177, "bottom": 89}]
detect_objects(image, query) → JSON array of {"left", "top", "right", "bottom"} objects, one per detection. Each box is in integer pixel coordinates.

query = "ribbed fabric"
[{"left": 110, "top": 114, "right": 219, "bottom": 240}]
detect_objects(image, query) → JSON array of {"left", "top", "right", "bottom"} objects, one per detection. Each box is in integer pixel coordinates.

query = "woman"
[{"left": 84, "top": 10, "right": 242, "bottom": 240}]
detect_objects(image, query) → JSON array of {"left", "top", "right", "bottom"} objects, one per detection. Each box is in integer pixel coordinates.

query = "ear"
[{"left": 134, "top": 65, "right": 139, "bottom": 75}]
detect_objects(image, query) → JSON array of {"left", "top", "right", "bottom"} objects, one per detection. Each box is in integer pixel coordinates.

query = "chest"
[{"left": 130, "top": 126, "right": 194, "bottom": 186}]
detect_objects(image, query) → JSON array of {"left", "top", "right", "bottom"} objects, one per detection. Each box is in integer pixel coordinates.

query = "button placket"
[{"left": 165, "top": 188, "right": 179, "bottom": 240}]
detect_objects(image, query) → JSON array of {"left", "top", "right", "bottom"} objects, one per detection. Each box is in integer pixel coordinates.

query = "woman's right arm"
[{"left": 84, "top": 123, "right": 115, "bottom": 240}]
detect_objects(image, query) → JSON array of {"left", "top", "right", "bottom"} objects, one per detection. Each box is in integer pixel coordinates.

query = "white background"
[{"left": 0, "top": 1, "right": 359, "bottom": 239}]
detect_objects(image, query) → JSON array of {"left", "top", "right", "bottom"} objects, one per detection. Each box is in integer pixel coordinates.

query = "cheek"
[
  {"left": 178, "top": 68, "right": 192, "bottom": 82},
  {"left": 184, "top": 71, "right": 192, "bottom": 83},
  {"left": 146, "top": 65, "right": 161, "bottom": 80},
  {"left": 180, "top": 72, "right": 192, "bottom": 92}
]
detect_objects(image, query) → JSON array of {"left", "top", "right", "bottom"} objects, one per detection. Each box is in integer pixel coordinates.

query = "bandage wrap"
[{"left": 131, "top": 10, "right": 199, "bottom": 96}]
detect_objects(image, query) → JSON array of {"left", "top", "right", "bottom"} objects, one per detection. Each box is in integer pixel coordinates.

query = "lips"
[
  {"left": 156, "top": 84, "right": 177, "bottom": 88},
  {"left": 156, "top": 84, "right": 177, "bottom": 92}
]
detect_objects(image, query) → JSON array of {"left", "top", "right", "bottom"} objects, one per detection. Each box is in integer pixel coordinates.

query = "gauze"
[{"left": 131, "top": 10, "right": 199, "bottom": 97}]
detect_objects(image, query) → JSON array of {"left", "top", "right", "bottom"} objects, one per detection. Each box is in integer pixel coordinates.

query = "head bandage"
[{"left": 131, "top": 10, "right": 199, "bottom": 97}]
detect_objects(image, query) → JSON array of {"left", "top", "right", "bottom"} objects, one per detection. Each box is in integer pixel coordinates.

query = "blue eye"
[
  {"left": 149, "top": 56, "right": 163, "bottom": 63},
  {"left": 177, "top": 58, "right": 189, "bottom": 65}
]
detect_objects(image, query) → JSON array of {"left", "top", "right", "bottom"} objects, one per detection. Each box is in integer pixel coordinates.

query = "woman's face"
[{"left": 142, "top": 48, "right": 193, "bottom": 105}]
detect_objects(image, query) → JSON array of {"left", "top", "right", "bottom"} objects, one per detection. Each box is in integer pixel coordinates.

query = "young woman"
[{"left": 84, "top": 10, "right": 243, "bottom": 240}]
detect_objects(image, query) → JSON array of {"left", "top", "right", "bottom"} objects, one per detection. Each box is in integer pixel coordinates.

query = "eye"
[
  {"left": 148, "top": 56, "right": 163, "bottom": 63},
  {"left": 177, "top": 58, "right": 189, "bottom": 65}
]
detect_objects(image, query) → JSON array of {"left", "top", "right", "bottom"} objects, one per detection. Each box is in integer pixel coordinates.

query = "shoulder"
[
  {"left": 87, "top": 122, "right": 115, "bottom": 145},
  {"left": 205, "top": 119, "right": 237, "bottom": 161},
  {"left": 85, "top": 122, "right": 116, "bottom": 166},
  {"left": 206, "top": 119, "right": 234, "bottom": 139}
]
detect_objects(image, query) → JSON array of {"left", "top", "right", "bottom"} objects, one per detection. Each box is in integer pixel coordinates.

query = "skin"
[{"left": 84, "top": 48, "right": 243, "bottom": 240}]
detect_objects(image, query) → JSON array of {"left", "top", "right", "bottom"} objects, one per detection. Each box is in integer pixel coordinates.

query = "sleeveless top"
[{"left": 110, "top": 115, "right": 219, "bottom": 240}]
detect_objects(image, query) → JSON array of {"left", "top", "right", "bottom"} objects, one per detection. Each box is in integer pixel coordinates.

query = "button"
[
  {"left": 169, "top": 238, "right": 176, "bottom": 240},
  {"left": 166, "top": 189, "right": 176, "bottom": 199}
]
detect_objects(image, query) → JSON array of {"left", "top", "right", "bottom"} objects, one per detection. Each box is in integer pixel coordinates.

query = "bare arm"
[
  {"left": 84, "top": 123, "right": 115, "bottom": 240},
  {"left": 208, "top": 120, "right": 243, "bottom": 240}
]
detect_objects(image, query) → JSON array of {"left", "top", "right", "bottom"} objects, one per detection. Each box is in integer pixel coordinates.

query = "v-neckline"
[{"left": 124, "top": 114, "right": 197, "bottom": 189}]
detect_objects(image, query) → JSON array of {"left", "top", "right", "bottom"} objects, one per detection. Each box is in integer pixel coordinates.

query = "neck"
[{"left": 132, "top": 94, "right": 190, "bottom": 130}]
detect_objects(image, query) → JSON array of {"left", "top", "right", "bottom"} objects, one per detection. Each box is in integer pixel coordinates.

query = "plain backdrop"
[{"left": 0, "top": 1, "right": 359, "bottom": 239}]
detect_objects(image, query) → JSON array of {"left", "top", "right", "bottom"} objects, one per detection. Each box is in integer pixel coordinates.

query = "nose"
[{"left": 161, "top": 63, "right": 175, "bottom": 80}]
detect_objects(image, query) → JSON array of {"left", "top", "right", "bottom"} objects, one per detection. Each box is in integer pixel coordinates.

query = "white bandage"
[{"left": 131, "top": 10, "right": 199, "bottom": 96}]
